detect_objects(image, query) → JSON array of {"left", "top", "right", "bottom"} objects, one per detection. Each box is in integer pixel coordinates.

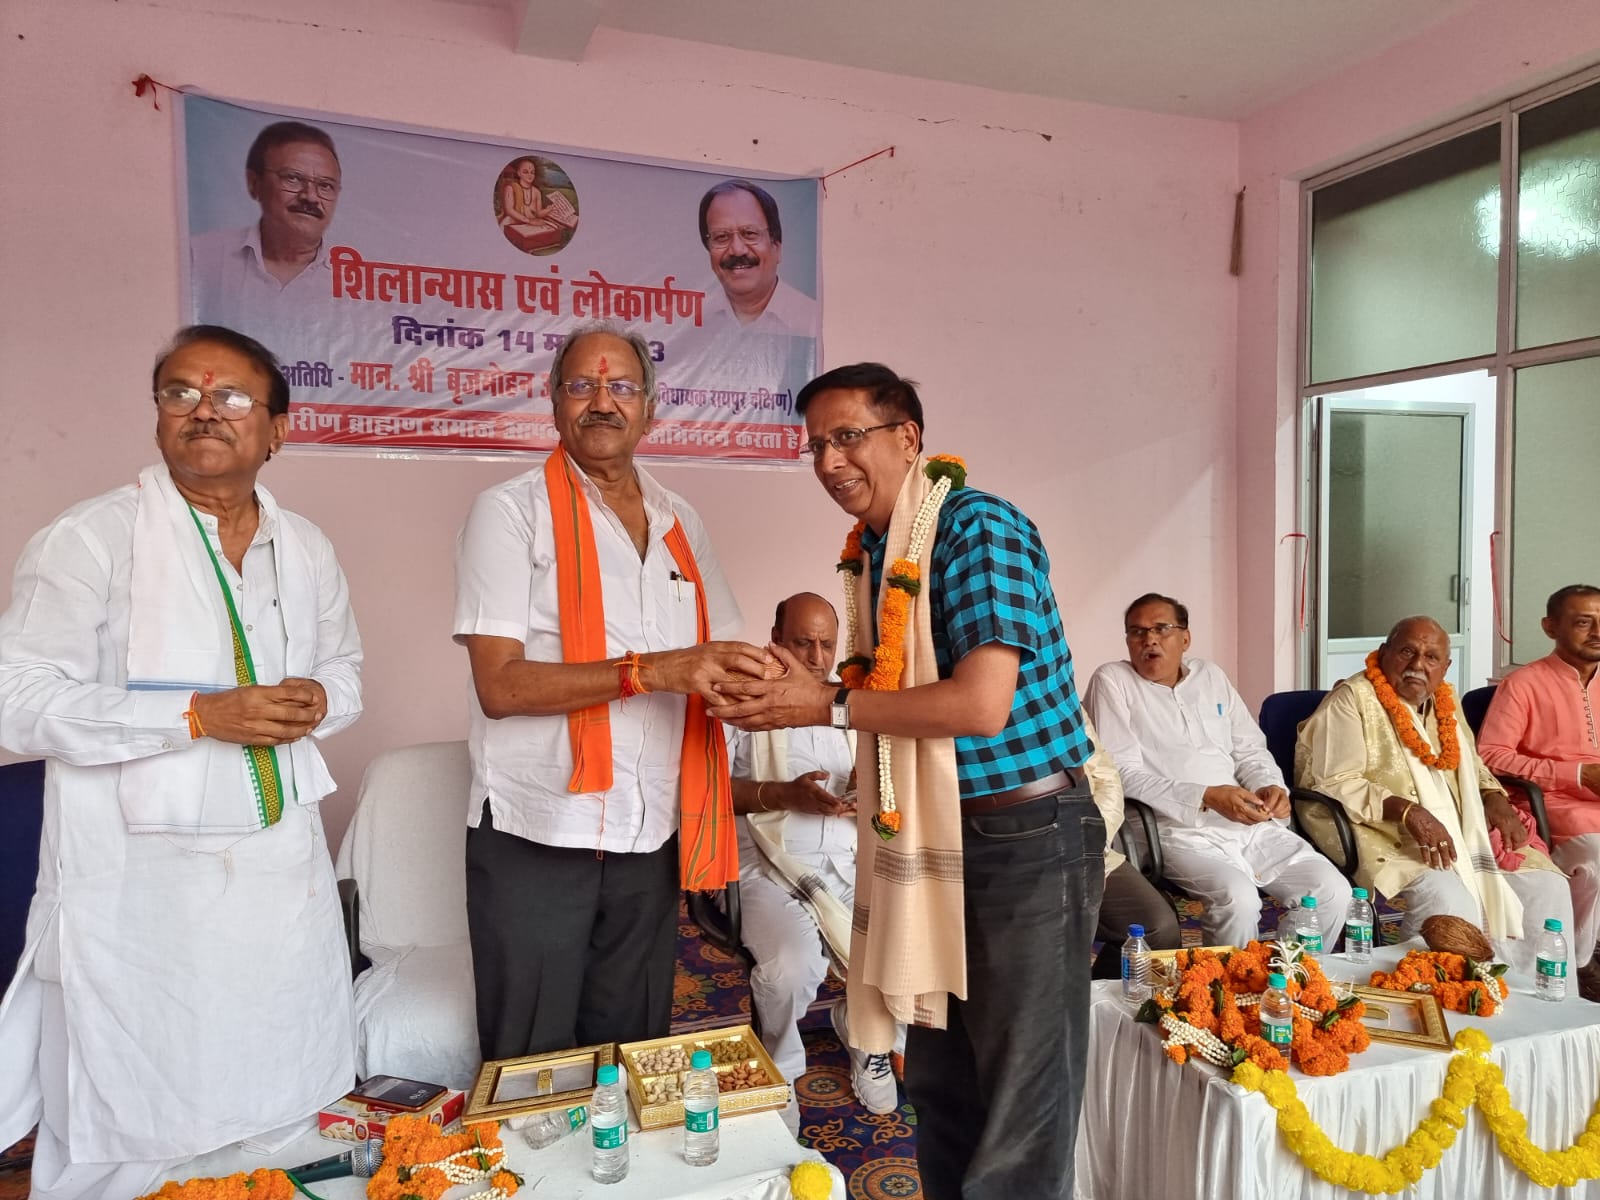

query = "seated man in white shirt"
[
  {"left": 726, "top": 592, "right": 904, "bottom": 1114},
  {"left": 1084, "top": 593, "right": 1350, "bottom": 950}
]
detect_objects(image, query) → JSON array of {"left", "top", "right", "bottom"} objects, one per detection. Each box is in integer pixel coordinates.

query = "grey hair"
[
  {"left": 1383, "top": 615, "right": 1448, "bottom": 645},
  {"left": 548, "top": 322, "right": 657, "bottom": 405}
]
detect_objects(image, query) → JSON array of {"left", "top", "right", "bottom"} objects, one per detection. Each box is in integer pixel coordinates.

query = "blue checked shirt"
[{"left": 860, "top": 486, "right": 1090, "bottom": 797}]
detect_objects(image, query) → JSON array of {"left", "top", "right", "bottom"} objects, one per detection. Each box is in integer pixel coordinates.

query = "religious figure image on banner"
[
  {"left": 495, "top": 156, "right": 580, "bottom": 256},
  {"left": 180, "top": 95, "right": 820, "bottom": 462}
]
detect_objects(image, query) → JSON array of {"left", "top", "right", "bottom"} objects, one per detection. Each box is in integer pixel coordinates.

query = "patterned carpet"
[{"left": 0, "top": 891, "right": 1402, "bottom": 1200}]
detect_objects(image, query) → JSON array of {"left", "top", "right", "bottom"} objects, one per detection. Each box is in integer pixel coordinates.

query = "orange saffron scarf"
[{"left": 543, "top": 448, "right": 737, "bottom": 890}]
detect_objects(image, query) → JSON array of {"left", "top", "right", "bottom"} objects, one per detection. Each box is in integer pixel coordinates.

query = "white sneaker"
[{"left": 831, "top": 1001, "right": 899, "bottom": 1115}]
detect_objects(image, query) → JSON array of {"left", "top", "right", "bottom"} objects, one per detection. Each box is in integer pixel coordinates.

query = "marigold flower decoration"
[
  {"left": 836, "top": 455, "right": 967, "bottom": 840},
  {"left": 365, "top": 1115, "right": 520, "bottom": 1200},
  {"left": 1135, "top": 940, "right": 1368, "bottom": 1077},
  {"left": 789, "top": 1160, "right": 834, "bottom": 1200},
  {"left": 1233, "top": 1027, "right": 1600, "bottom": 1191},
  {"left": 1369, "top": 948, "right": 1509, "bottom": 1016},
  {"left": 1364, "top": 649, "right": 1460, "bottom": 771},
  {"left": 139, "top": 1169, "right": 295, "bottom": 1200}
]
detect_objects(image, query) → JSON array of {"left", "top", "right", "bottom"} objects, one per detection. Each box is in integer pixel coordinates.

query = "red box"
[{"left": 318, "top": 1088, "right": 465, "bottom": 1143}]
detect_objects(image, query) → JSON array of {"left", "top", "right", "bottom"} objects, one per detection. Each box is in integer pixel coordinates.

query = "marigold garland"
[
  {"left": 1364, "top": 649, "right": 1460, "bottom": 771},
  {"left": 788, "top": 1159, "right": 834, "bottom": 1200},
  {"left": 1369, "top": 948, "right": 1510, "bottom": 1016},
  {"left": 1137, "top": 941, "right": 1370, "bottom": 1076},
  {"left": 140, "top": 1169, "right": 296, "bottom": 1200},
  {"left": 365, "top": 1114, "right": 520, "bottom": 1200},
  {"left": 1233, "top": 1028, "right": 1600, "bottom": 1192},
  {"left": 836, "top": 455, "right": 967, "bottom": 841}
]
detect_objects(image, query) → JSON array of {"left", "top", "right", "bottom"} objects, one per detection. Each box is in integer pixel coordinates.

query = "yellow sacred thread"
[{"left": 1232, "top": 1028, "right": 1600, "bottom": 1193}]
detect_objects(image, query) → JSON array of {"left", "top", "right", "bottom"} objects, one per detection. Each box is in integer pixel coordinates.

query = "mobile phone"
[{"left": 348, "top": 1074, "right": 450, "bottom": 1113}]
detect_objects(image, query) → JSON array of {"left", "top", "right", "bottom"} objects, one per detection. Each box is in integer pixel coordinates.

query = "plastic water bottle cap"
[
  {"left": 1352, "top": 887, "right": 1368, "bottom": 900},
  {"left": 1301, "top": 896, "right": 1318, "bottom": 908},
  {"left": 1545, "top": 918, "right": 1564, "bottom": 933},
  {"left": 1128, "top": 924, "right": 1145, "bottom": 938},
  {"left": 691, "top": 1050, "right": 712, "bottom": 1069},
  {"left": 1268, "top": 973, "right": 1287, "bottom": 989},
  {"left": 597, "top": 1064, "right": 619, "bottom": 1085}
]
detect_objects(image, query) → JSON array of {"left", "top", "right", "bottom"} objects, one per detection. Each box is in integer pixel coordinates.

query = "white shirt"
[
  {"left": 453, "top": 459, "right": 741, "bottom": 854},
  {"left": 189, "top": 223, "right": 338, "bottom": 359},
  {"left": 727, "top": 724, "right": 856, "bottom": 863},
  {"left": 0, "top": 478, "right": 362, "bottom": 1160},
  {"left": 1083, "top": 657, "right": 1283, "bottom": 832},
  {"left": 703, "top": 277, "right": 819, "bottom": 337}
]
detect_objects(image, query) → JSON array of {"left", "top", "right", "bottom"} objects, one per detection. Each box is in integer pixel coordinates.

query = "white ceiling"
[{"left": 440, "top": 0, "right": 1486, "bottom": 120}]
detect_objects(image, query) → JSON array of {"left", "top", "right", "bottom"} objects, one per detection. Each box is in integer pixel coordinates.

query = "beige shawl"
[{"left": 843, "top": 458, "right": 967, "bottom": 1054}]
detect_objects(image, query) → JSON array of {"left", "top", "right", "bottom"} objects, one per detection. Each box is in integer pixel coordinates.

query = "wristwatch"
[{"left": 829, "top": 686, "right": 851, "bottom": 731}]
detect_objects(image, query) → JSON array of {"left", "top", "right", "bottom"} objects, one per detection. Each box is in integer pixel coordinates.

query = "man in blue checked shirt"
[{"left": 712, "top": 362, "right": 1102, "bottom": 1200}]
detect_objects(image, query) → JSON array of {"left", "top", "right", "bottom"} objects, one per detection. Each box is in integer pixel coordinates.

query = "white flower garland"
[
  {"left": 414, "top": 1144, "right": 516, "bottom": 1200},
  {"left": 843, "top": 473, "right": 953, "bottom": 827}
]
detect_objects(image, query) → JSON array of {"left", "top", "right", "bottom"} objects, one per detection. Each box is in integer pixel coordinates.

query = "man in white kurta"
[
  {"left": 1084, "top": 593, "right": 1350, "bottom": 949},
  {"left": 0, "top": 326, "right": 362, "bottom": 1199}
]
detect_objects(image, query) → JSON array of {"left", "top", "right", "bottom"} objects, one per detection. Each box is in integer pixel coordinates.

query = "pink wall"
[
  {"left": 1233, "top": 0, "right": 1600, "bottom": 705},
  {"left": 0, "top": 0, "right": 1240, "bottom": 842}
]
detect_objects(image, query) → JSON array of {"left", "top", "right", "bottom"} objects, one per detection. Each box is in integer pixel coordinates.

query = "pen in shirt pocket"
[
  {"left": 1216, "top": 703, "right": 1223, "bottom": 715},
  {"left": 670, "top": 570, "right": 685, "bottom": 599}
]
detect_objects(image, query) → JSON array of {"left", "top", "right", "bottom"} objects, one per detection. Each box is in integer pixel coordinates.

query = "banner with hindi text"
[{"left": 179, "top": 95, "right": 821, "bottom": 461}]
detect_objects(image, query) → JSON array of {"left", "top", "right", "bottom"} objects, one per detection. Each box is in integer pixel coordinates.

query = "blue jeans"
[{"left": 904, "top": 784, "right": 1105, "bottom": 1200}]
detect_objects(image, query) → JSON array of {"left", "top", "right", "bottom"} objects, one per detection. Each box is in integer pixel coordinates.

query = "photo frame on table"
[
  {"left": 463, "top": 1042, "right": 616, "bottom": 1122},
  {"left": 1353, "top": 986, "right": 1452, "bottom": 1049}
]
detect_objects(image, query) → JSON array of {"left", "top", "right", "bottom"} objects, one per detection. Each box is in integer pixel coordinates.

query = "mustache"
[
  {"left": 181, "top": 421, "right": 232, "bottom": 441},
  {"left": 577, "top": 412, "right": 626, "bottom": 429},
  {"left": 719, "top": 253, "right": 759, "bottom": 271},
  {"left": 288, "top": 200, "right": 326, "bottom": 218}
]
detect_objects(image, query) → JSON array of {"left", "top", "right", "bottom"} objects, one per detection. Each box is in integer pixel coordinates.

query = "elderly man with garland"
[
  {"left": 1297, "top": 615, "right": 1572, "bottom": 976},
  {"left": 454, "top": 322, "right": 774, "bottom": 1062},
  {"left": 0, "top": 325, "right": 363, "bottom": 1199},
  {"left": 711, "top": 362, "right": 1102, "bottom": 1200},
  {"left": 1478, "top": 583, "right": 1600, "bottom": 999}
]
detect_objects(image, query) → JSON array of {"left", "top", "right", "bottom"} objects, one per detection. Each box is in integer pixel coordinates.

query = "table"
[
  {"left": 1074, "top": 942, "right": 1600, "bottom": 1199},
  {"left": 163, "top": 1108, "right": 844, "bottom": 1200}
]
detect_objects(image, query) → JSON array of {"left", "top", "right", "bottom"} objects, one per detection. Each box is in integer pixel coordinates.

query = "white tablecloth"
[
  {"left": 1075, "top": 942, "right": 1600, "bottom": 1200},
  {"left": 163, "top": 1109, "right": 844, "bottom": 1200}
]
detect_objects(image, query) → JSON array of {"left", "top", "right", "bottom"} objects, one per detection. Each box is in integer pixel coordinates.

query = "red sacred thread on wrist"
[
  {"left": 617, "top": 652, "right": 648, "bottom": 700},
  {"left": 183, "top": 691, "right": 207, "bottom": 740}
]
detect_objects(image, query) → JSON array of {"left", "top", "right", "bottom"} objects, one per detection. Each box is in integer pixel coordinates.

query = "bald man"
[{"left": 725, "top": 592, "right": 903, "bottom": 1114}]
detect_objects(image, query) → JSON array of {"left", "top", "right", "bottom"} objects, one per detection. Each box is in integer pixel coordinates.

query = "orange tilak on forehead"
[
  {"left": 596, "top": 354, "right": 610, "bottom": 375},
  {"left": 202, "top": 370, "right": 214, "bottom": 387}
]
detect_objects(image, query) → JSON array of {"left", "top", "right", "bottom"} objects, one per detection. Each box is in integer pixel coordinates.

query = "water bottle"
[
  {"left": 1536, "top": 917, "right": 1569, "bottom": 1002},
  {"left": 517, "top": 1104, "right": 588, "bottom": 1150},
  {"left": 590, "top": 1063, "right": 629, "bottom": 1183},
  {"left": 1260, "top": 972, "right": 1295, "bottom": 1047},
  {"left": 1293, "top": 895, "right": 1323, "bottom": 958},
  {"left": 1121, "top": 924, "right": 1152, "bottom": 1003},
  {"left": 1344, "top": 888, "right": 1375, "bottom": 965},
  {"left": 1276, "top": 898, "right": 1301, "bottom": 949},
  {"left": 682, "top": 1049, "right": 721, "bottom": 1166}
]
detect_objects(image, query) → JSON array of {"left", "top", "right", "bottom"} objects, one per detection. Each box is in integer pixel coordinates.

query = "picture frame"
[
  {"left": 463, "top": 1042, "right": 615, "bottom": 1123},
  {"left": 1353, "top": 985, "right": 1452, "bottom": 1049}
]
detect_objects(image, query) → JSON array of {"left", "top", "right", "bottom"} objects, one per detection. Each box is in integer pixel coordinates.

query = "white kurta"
[
  {"left": 1084, "top": 658, "right": 1349, "bottom": 946},
  {"left": 0, "top": 478, "right": 362, "bottom": 1164},
  {"left": 452, "top": 459, "right": 741, "bottom": 853}
]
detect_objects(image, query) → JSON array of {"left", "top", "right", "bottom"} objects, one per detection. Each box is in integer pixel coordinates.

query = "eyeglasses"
[
  {"left": 706, "top": 226, "right": 770, "bottom": 251},
  {"left": 560, "top": 377, "right": 647, "bottom": 402},
  {"left": 265, "top": 168, "right": 341, "bottom": 200},
  {"left": 799, "top": 423, "right": 904, "bottom": 458},
  {"left": 154, "top": 384, "right": 262, "bottom": 421},
  {"left": 1125, "top": 623, "right": 1187, "bottom": 640}
]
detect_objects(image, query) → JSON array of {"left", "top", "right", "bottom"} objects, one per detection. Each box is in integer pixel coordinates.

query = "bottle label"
[
  {"left": 684, "top": 1104, "right": 719, "bottom": 1133},
  {"left": 1263, "top": 1016, "right": 1293, "bottom": 1046},
  {"left": 1301, "top": 933, "right": 1323, "bottom": 954},
  {"left": 1345, "top": 921, "right": 1373, "bottom": 946},
  {"left": 1538, "top": 956, "right": 1568, "bottom": 978},
  {"left": 567, "top": 1105, "right": 589, "bottom": 1130},
  {"left": 593, "top": 1120, "right": 627, "bottom": 1149}
]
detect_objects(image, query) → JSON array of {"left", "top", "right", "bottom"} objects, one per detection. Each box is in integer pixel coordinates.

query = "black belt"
[{"left": 960, "top": 768, "right": 1082, "bottom": 815}]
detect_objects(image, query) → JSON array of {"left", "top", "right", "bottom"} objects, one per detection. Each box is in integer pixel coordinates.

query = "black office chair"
[
  {"left": 1256, "top": 689, "right": 1360, "bottom": 880},
  {"left": 684, "top": 883, "right": 761, "bottom": 1033},
  {"left": 1118, "top": 797, "right": 1167, "bottom": 885},
  {"left": 1460, "top": 684, "right": 1552, "bottom": 847}
]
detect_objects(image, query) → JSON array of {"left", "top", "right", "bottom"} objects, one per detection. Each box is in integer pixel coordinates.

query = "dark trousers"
[
  {"left": 465, "top": 802, "right": 680, "bottom": 1061},
  {"left": 1090, "top": 861, "right": 1183, "bottom": 979},
  {"left": 904, "top": 786, "right": 1105, "bottom": 1200}
]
